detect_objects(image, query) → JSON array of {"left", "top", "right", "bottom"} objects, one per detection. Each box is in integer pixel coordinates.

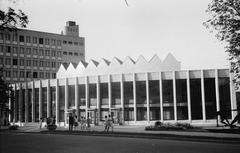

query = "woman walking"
[{"left": 103, "top": 115, "right": 109, "bottom": 132}]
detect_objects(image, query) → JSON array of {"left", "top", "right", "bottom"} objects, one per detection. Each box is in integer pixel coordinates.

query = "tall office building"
[{"left": 0, "top": 21, "right": 85, "bottom": 83}]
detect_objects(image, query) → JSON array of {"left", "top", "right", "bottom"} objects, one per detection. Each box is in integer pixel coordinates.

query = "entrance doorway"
[
  {"left": 111, "top": 109, "right": 122, "bottom": 124},
  {"left": 87, "top": 109, "right": 98, "bottom": 125}
]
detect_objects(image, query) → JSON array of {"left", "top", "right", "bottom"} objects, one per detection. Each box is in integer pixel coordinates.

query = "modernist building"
[
  {"left": 9, "top": 54, "right": 240, "bottom": 126},
  {"left": 0, "top": 21, "right": 85, "bottom": 83}
]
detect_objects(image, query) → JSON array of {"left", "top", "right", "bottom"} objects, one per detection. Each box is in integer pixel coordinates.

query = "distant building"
[
  {"left": 0, "top": 21, "right": 85, "bottom": 83},
  {"left": 9, "top": 54, "right": 240, "bottom": 126}
]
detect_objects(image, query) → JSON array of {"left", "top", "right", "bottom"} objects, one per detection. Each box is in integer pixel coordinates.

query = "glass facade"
[
  {"left": 10, "top": 69, "right": 237, "bottom": 126},
  {"left": 190, "top": 79, "right": 202, "bottom": 120},
  {"left": 111, "top": 82, "right": 121, "bottom": 105},
  {"left": 162, "top": 80, "right": 174, "bottom": 120},
  {"left": 100, "top": 83, "right": 108, "bottom": 105},
  {"left": 176, "top": 79, "right": 188, "bottom": 120}
]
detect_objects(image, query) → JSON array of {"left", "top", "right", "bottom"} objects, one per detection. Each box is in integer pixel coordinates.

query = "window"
[
  {"left": 52, "top": 62, "right": 56, "bottom": 68},
  {"left": 39, "top": 49, "right": 44, "bottom": 56},
  {"left": 69, "top": 52, "right": 73, "bottom": 55},
  {"left": 57, "top": 51, "right": 61, "bottom": 57},
  {"left": 45, "top": 39, "right": 50, "bottom": 45},
  {"left": 13, "top": 59, "right": 18, "bottom": 65},
  {"left": 19, "top": 35, "right": 24, "bottom": 42},
  {"left": 20, "top": 59, "right": 24, "bottom": 66},
  {"left": 12, "top": 34, "right": 17, "bottom": 41},
  {"left": 26, "top": 36, "right": 31, "bottom": 43},
  {"left": 33, "top": 37, "right": 37, "bottom": 44},
  {"left": 0, "top": 33, "right": 3, "bottom": 40},
  {"left": 74, "top": 53, "right": 78, "bottom": 56},
  {"left": 6, "top": 71, "right": 11, "bottom": 77},
  {"left": 57, "top": 40, "right": 61, "bottom": 46},
  {"left": 51, "top": 50, "right": 56, "bottom": 56},
  {"left": 63, "top": 52, "right": 67, "bottom": 55},
  {"left": 74, "top": 42, "right": 78, "bottom": 45},
  {"left": 46, "top": 61, "right": 50, "bottom": 67},
  {"left": 5, "top": 34, "right": 10, "bottom": 40},
  {"left": 26, "top": 48, "right": 31, "bottom": 55},
  {"left": 0, "top": 46, "right": 3, "bottom": 52},
  {"left": 26, "top": 71, "right": 31, "bottom": 78},
  {"left": 20, "top": 71, "right": 25, "bottom": 78},
  {"left": 6, "top": 46, "right": 11, "bottom": 53},
  {"left": 13, "top": 71, "right": 18, "bottom": 77},
  {"left": 0, "top": 58, "right": 3, "bottom": 64},
  {"left": 33, "top": 60, "right": 38, "bottom": 67},
  {"left": 40, "top": 72, "right": 44, "bottom": 79},
  {"left": 45, "top": 50, "right": 50, "bottom": 56},
  {"left": 58, "top": 62, "right": 61, "bottom": 67},
  {"left": 33, "top": 72, "right": 38, "bottom": 78},
  {"left": 52, "top": 73, "right": 56, "bottom": 79},
  {"left": 33, "top": 49, "right": 37, "bottom": 55},
  {"left": 63, "top": 41, "right": 67, "bottom": 44},
  {"left": 80, "top": 53, "right": 84, "bottom": 56},
  {"left": 79, "top": 42, "right": 84, "bottom": 46},
  {"left": 51, "top": 39, "right": 55, "bottom": 46},
  {"left": 39, "top": 61, "right": 44, "bottom": 67},
  {"left": 20, "top": 48, "right": 24, "bottom": 54},
  {"left": 39, "top": 38, "right": 44, "bottom": 44},
  {"left": 6, "top": 58, "right": 11, "bottom": 65},
  {"left": 46, "top": 73, "right": 50, "bottom": 79},
  {"left": 27, "top": 60, "right": 31, "bottom": 66},
  {"left": 13, "top": 47, "right": 17, "bottom": 53},
  {"left": 68, "top": 41, "right": 72, "bottom": 45}
]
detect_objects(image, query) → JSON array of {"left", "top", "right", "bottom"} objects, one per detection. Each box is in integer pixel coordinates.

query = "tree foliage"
[
  {"left": 0, "top": 7, "right": 29, "bottom": 32},
  {"left": 204, "top": 0, "right": 240, "bottom": 87},
  {"left": 0, "top": 67, "right": 12, "bottom": 113}
]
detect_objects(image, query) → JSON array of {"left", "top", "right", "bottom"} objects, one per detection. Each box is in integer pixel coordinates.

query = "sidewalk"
[{"left": 2, "top": 124, "right": 240, "bottom": 140}]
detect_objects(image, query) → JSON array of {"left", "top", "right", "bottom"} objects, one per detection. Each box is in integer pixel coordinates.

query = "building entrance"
[
  {"left": 110, "top": 109, "right": 122, "bottom": 125},
  {"left": 87, "top": 109, "right": 98, "bottom": 125}
]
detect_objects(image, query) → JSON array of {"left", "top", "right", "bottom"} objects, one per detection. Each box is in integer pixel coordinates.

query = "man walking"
[{"left": 69, "top": 114, "right": 74, "bottom": 131}]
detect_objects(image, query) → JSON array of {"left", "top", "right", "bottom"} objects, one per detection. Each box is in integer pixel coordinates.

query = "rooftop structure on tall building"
[{"left": 0, "top": 21, "right": 85, "bottom": 83}]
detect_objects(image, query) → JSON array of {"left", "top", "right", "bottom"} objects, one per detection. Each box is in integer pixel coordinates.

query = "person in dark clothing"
[{"left": 69, "top": 114, "right": 74, "bottom": 131}]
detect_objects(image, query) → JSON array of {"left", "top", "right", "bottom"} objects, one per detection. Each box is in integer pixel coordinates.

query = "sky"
[{"left": 0, "top": 0, "right": 230, "bottom": 70}]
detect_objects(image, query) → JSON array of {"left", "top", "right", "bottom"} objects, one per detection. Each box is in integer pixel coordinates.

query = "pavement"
[{"left": 1, "top": 124, "right": 240, "bottom": 143}]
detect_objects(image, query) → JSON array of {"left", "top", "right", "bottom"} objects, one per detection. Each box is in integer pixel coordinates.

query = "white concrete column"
[
  {"left": 215, "top": 69, "right": 220, "bottom": 112},
  {"left": 64, "top": 78, "right": 68, "bottom": 125},
  {"left": 75, "top": 77, "right": 79, "bottom": 119},
  {"left": 173, "top": 71, "right": 177, "bottom": 122},
  {"left": 56, "top": 79, "right": 59, "bottom": 124},
  {"left": 32, "top": 81, "right": 35, "bottom": 122},
  {"left": 230, "top": 73, "right": 237, "bottom": 119},
  {"left": 96, "top": 75, "right": 100, "bottom": 124},
  {"left": 133, "top": 73, "right": 137, "bottom": 123},
  {"left": 187, "top": 70, "right": 192, "bottom": 122},
  {"left": 39, "top": 81, "right": 43, "bottom": 119},
  {"left": 25, "top": 82, "right": 28, "bottom": 123},
  {"left": 120, "top": 74, "right": 124, "bottom": 123},
  {"left": 85, "top": 76, "right": 89, "bottom": 117},
  {"left": 146, "top": 72, "right": 150, "bottom": 122},
  {"left": 201, "top": 70, "right": 206, "bottom": 122},
  {"left": 47, "top": 79, "right": 51, "bottom": 118},
  {"left": 159, "top": 72, "right": 163, "bottom": 122},
  {"left": 19, "top": 83, "right": 23, "bottom": 123},
  {"left": 108, "top": 74, "right": 112, "bottom": 112}
]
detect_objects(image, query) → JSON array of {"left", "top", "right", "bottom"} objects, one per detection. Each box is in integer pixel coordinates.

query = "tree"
[
  {"left": 0, "top": 67, "right": 13, "bottom": 117},
  {"left": 204, "top": 0, "right": 240, "bottom": 87},
  {"left": 0, "top": 7, "right": 29, "bottom": 32}
]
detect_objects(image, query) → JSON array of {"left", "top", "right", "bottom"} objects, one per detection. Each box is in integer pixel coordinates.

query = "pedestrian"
[
  {"left": 108, "top": 115, "right": 114, "bottom": 132},
  {"left": 74, "top": 115, "right": 78, "bottom": 131},
  {"left": 69, "top": 114, "right": 74, "bottom": 131},
  {"left": 103, "top": 115, "right": 109, "bottom": 132},
  {"left": 52, "top": 116, "right": 56, "bottom": 125},
  {"left": 80, "top": 116, "right": 85, "bottom": 131},
  {"left": 86, "top": 116, "right": 91, "bottom": 131},
  {"left": 39, "top": 117, "right": 43, "bottom": 129},
  {"left": 46, "top": 117, "right": 51, "bottom": 126}
]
